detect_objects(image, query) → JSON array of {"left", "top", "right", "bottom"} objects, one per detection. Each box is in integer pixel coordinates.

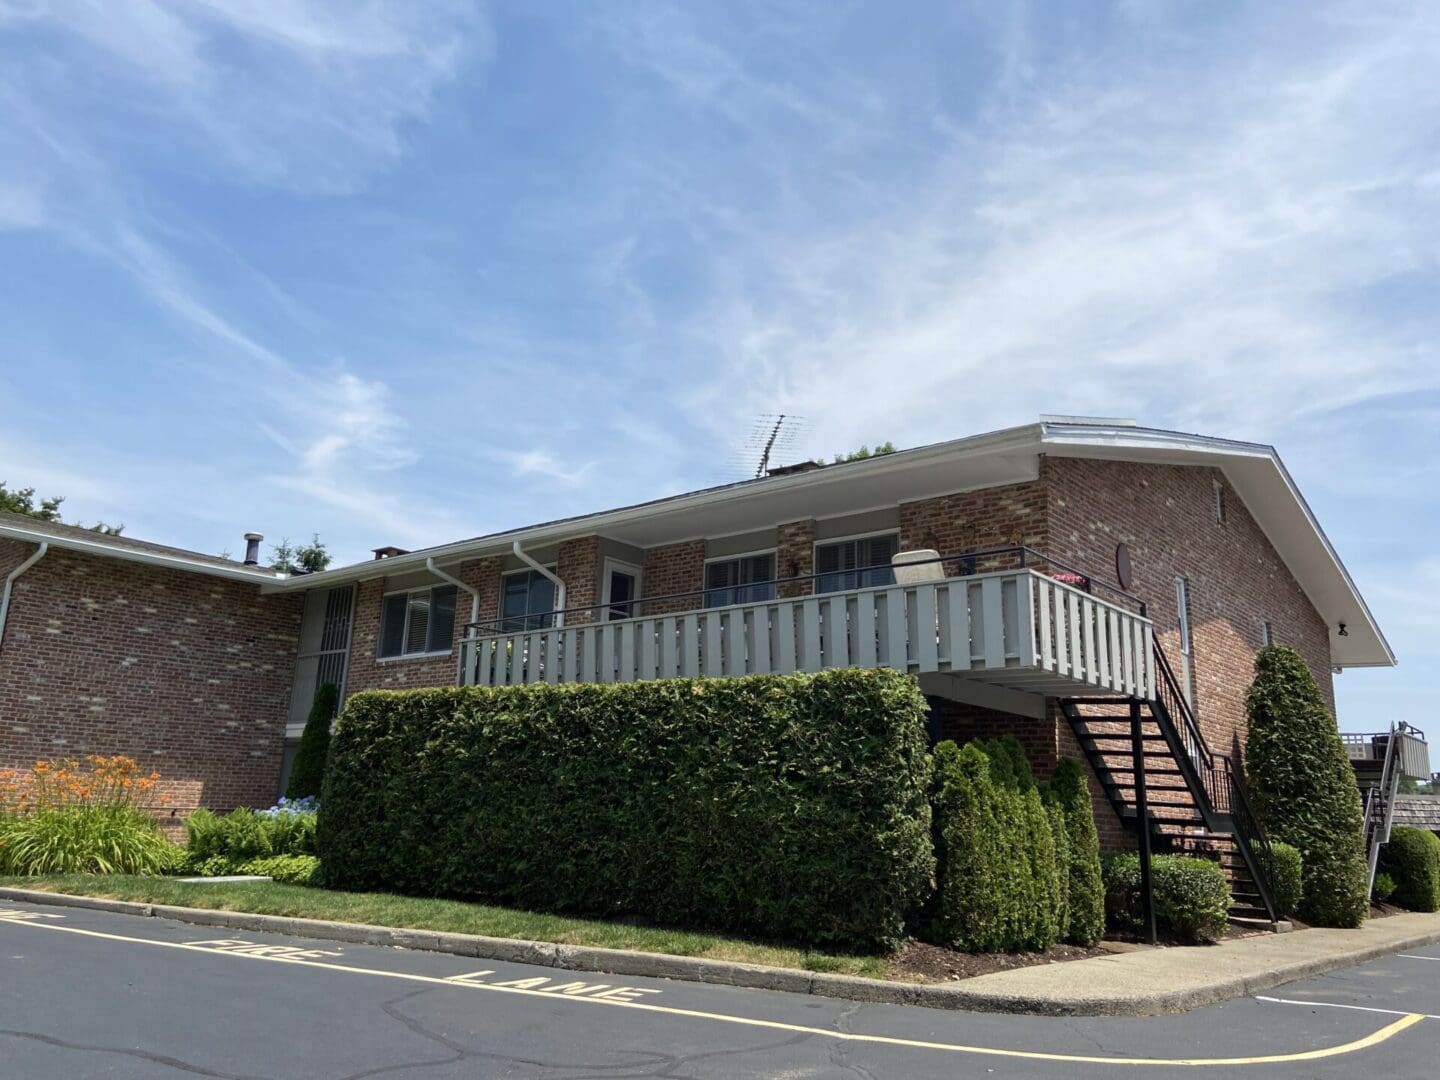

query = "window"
[
  {"left": 1213, "top": 478, "right": 1226, "bottom": 525},
  {"left": 705, "top": 553, "right": 775, "bottom": 607},
  {"left": 501, "top": 569, "right": 556, "bottom": 631},
  {"left": 378, "top": 585, "right": 457, "bottom": 658},
  {"left": 1261, "top": 620, "right": 1274, "bottom": 647},
  {"left": 1175, "top": 576, "right": 1195, "bottom": 707},
  {"left": 816, "top": 533, "right": 899, "bottom": 593}
]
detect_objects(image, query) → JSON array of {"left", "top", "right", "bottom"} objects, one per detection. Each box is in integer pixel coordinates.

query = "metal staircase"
[
  {"left": 1061, "top": 641, "right": 1279, "bottom": 926},
  {"left": 1354, "top": 726, "right": 1402, "bottom": 894}
]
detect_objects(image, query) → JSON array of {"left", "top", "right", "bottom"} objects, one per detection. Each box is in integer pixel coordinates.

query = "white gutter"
[
  {"left": 0, "top": 541, "right": 48, "bottom": 654},
  {"left": 511, "top": 540, "right": 567, "bottom": 628},
  {"left": 425, "top": 557, "right": 479, "bottom": 625},
  {"left": 0, "top": 522, "right": 284, "bottom": 586}
]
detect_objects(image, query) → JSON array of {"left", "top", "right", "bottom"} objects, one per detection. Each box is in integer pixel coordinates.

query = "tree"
[
  {"left": 831, "top": 441, "right": 897, "bottom": 464},
  {"left": 0, "top": 481, "right": 123, "bottom": 533},
  {"left": 0, "top": 482, "right": 64, "bottom": 521},
  {"left": 287, "top": 682, "right": 339, "bottom": 800},
  {"left": 270, "top": 533, "right": 331, "bottom": 574},
  {"left": 1042, "top": 757, "right": 1106, "bottom": 946},
  {"left": 1245, "top": 645, "right": 1369, "bottom": 927}
]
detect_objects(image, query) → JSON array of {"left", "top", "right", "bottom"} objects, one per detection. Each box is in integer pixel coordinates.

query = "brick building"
[{"left": 0, "top": 419, "right": 1394, "bottom": 873}]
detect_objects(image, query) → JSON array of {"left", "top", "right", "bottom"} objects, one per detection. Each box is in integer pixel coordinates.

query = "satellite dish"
[{"left": 1115, "top": 543, "right": 1133, "bottom": 591}]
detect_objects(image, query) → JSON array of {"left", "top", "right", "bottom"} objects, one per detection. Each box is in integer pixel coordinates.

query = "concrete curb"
[{"left": 4, "top": 886, "right": 1439, "bottom": 1017}]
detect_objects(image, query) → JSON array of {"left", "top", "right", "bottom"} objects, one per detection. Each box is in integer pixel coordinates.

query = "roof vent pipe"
[{"left": 243, "top": 533, "right": 263, "bottom": 566}]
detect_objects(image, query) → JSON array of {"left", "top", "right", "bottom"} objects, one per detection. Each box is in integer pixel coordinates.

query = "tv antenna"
[{"left": 734, "top": 414, "right": 807, "bottom": 479}]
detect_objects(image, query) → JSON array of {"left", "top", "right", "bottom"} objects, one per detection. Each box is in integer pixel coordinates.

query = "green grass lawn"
[{"left": 0, "top": 875, "right": 891, "bottom": 978}]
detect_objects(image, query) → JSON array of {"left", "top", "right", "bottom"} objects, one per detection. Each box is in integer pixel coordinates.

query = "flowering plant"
[
  {"left": 0, "top": 755, "right": 165, "bottom": 814},
  {"left": 259, "top": 795, "right": 318, "bottom": 818}
]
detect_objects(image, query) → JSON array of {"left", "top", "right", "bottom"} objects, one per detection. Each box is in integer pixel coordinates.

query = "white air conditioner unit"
[{"left": 891, "top": 548, "right": 944, "bottom": 584}]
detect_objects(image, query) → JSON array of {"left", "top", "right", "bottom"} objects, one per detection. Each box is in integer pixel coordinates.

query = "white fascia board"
[
  {"left": 0, "top": 523, "right": 287, "bottom": 587},
  {"left": 262, "top": 424, "right": 1048, "bottom": 594},
  {"left": 1038, "top": 422, "right": 1395, "bottom": 669}
]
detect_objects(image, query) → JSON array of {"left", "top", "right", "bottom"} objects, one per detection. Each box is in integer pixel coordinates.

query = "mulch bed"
[{"left": 886, "top": 940, "right": 1106, "bottom": 982}]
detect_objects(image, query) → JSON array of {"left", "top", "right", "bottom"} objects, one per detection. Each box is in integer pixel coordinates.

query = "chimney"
[
  {"left": 372, "top": 545, "right": 409, "bottom": 560},
  {"left": 243, "top": 533, "right": 263, "bottom": 566}
]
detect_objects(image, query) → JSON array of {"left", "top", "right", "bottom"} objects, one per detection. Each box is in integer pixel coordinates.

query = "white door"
[{"left": 602, "top": 559, "right": 643, "bottom": 621}]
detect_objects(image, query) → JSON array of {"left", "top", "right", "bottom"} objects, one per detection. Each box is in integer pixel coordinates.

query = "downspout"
[
  {"left": 426, "top": 557, "right": 480, "bottom": 686},
  {"left": 511, "top": 541, "right": 566, "bottom": 628},
  {"left": 0, "top": 541, "right": 48, "bottom": 655}
]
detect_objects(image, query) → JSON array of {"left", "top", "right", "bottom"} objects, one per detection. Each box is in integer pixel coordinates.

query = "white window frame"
[
  {"left": 377, "top": 584, "right": 457, "bottom": 661},
  {"left": 812, "top": 529, "right": 901, "bottom": 593},
  {"left": 600, "top": 557, "right": 644, "bottom": 621},
  {"left": 500, "top": 565, "right": 559, "bottom": 631},
  {"left": 1175, "top": 576, "right": 1195, "bottom": 707},
  {"left": 702, "top": 548, "right": 777, "bottom": 609}
]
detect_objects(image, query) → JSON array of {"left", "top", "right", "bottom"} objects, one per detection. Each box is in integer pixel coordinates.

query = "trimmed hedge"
[
  {"left": 1043, "top": 757, "right": 1105, "bottom": 946},
  {"left": 927, "top": 737, "right": 1062, "bottom": 953},
  {"left": 1245, "top": 645, "right": 1369, "bottom": 928},
  {"left": 1270, "top": 842, "right": 1304, "bottom": 919},
  {"left": 287, "top": 682, "right": 338, "bottom": 801},
  {"left": 1379, "top": 826, "right": 1440, "bottom": 912},
  {"left": 320, "top": 670, "right": 934, "bottom": 950},
  {"left": 1103, "top": 854, "right": 1231, "bottom": 943}
]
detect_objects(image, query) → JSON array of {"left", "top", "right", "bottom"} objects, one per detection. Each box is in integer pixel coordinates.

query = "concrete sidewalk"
[
  {"left": 3, "top": 885, "right": 1439, "bottom": 1016},
  {"left": 945, "top": 913, "right": 1440, "bottom": 1015}
]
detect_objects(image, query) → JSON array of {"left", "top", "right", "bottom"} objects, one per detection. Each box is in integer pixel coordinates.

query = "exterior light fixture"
[{"left": 1338, "top": 623, "right": 1349, "bottom": 637}]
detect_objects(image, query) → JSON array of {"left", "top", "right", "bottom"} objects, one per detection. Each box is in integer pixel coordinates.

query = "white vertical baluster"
[
  {"left": 702, "top": 612, "right": 722, "bottom": 677},
  {"left": 800, "top": 598, "right": 822, "bottom": 671},
  {"left": 726, "top": 609, "right": 746, "bottom": 675},
  {"left": 640, "top": 620, "right": 658, "bottom": 681},
  {"left": 1036, "top": 580, "right": 1053, "bottom": 671},
  {"left": 750, "top": 608, "right": 771, "bottom": 674},
  {"left": 914, "top": 584, "right": 938, "bottom": 672},
  {"left": 618, "top": 623, "right": 636, "bottom": 683},
  {"left": 775, "top": 602, "right": 797, "bottom": 671},
  {"left": 948, "top": 583, "right": 972, "bottom": 668},
  {"left": 857, "top": 592, "right": 878, "bottom": 666},
  {"left": 1067, "top": 591, "right": 1081, "bottom": 682},
  {"left": 981, "top": 578, "right": 1005, "bottom": 669},
  {"left": 883, "top": 588, "right": 907, "bottom": 670},
  {"left": 1082, "top": 597, "right": 1099, "bottom": 684},
  {"left": 1014, "top": 573, "right": 1036, "bottom": 667}
]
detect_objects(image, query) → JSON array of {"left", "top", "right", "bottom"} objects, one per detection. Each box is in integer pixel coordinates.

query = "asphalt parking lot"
[{"left": 2, "top": 898, "right": 1436, "bottom": 1079}]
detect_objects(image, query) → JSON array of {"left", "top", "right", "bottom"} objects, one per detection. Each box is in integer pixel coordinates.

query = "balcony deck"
[{"left": 459, "top": 567, "right": 1155, "bottom": 701}]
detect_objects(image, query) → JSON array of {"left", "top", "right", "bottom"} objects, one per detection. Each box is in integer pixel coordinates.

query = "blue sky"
[{"left": 1, "top": 1, "right": 1436, "bottom": 730}]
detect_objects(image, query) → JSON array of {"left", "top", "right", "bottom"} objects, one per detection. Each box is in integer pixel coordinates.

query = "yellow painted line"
[{"left": 0, "top": 912, "right": 1425, "bottom": 1068}]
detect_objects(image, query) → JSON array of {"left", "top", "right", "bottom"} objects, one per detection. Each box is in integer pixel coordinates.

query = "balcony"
[{"left": 459, "top": 553, "right": 1155, "bottom": 702}]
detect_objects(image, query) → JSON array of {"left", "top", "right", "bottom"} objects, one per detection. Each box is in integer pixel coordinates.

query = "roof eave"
[{"left": 0, "top": 523, "right": 288, "bottom": 586}]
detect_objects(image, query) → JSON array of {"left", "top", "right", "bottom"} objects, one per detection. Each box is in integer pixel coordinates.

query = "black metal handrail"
[
  {"left": 464, "top": 544, "right": 1148, "bottom": 635},
  {"left": 1149, "top": 639, "right": 1278, "bottom": 921}
]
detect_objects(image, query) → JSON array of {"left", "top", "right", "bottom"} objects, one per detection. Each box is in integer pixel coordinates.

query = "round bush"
[
  {"left": 1270, "top": 842, "right": 1303, "bottom": 919},
  {"left": 1373, "top": 871, "right": 1398, "bottom": 904},
  {"left": 1378, "top": 826, "right": 1440, "bottom": 912},
  {"left": 1245, "top": 645, "right": 1368, "bottom": 928},
  {"left": 1103, "top": 854, "right": 1231, "bottom": 943}
]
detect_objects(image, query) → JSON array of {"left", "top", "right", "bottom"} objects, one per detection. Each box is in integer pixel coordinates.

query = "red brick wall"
[
  {"left": 899, "top": 481, "right": 1048, "bottom": 574},
  {"left": 0, "top": 540, "right": 301, "bottom": 813},
  {"left": 641, "top": 540, "right": 706, "bottom": 616},
  {"left": 776, "top": 520, "right": 814, "bottom": 598},
  {"left": 557, "top": 536, "right": 601, "bottom": 625},
  {"left": 1045, "top": 457, "right": 1334, "bottom": 752},
  {"left": 343, "top": 556, "right": 499, "bottom": 697}
]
